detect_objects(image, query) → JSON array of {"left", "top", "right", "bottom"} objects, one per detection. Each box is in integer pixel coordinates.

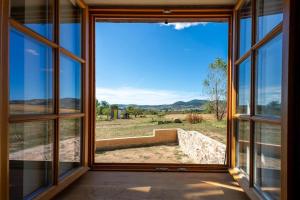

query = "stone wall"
[{"left": 177, "top": 129, "right": 226, "bottom": 164}]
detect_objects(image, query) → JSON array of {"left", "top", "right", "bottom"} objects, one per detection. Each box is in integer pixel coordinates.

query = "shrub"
[
  {"left": 174, "top": 118, "right": 182, "bottom": 123},
  {"left": 157, "top": 113, "right": 165, "bottom": 117},
  {"left": 186, "top": 113, "right": 203, "bottom": 124},
  {"left": 157, "top": 120, "right": 172, "bottom": 125},
  {"left": 150, "top": 118, "right": 157, "bottom": 123}
]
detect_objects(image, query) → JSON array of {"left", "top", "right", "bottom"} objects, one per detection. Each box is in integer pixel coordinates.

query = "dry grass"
[
  {"left": 164, "top": 113, "right": 216, "bottom": 121},
  {"left": 10, "top": 104, "right": 80, "bottom": 114},
  {"left": 96, "top": 114, "right": 227, "bottom": 144}
]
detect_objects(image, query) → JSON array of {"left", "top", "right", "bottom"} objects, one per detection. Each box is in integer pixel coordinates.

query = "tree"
[
  {"left": 203, "top": 101, "right": 214, "bottom": 114},
  {"left": 100, "top": 101, "right": 109, "bottom": 107},
  {"left": 203, "top": 58, "right": 227, "bottom": 121},
  {"left": 110, "top": 104, "right": 119, "bottom": 110},
  {"left": 96, "top": 100, "right": 110, "bottom": 119},
  {"left": 133, "top": 108, "right": 143, "bottom": 117},
  {"left": 126, "top": 106, "right": 135, "bottom": 117},
  {"left": 102, "top": 107, "right": 111, "bottom": 120},
  {"left": 96, "top": 99, "right": 101, "bottom": 117}
]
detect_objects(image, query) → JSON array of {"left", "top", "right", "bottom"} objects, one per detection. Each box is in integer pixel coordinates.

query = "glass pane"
[
  {"left": 254, "top": 123, "right": 281, "bottom": 200},
  {"left": 257, "top": 0, "right": 283, "bottom": 41},
  {"left": 60, "top": 0, "right": 82, "bottom": 57},
  {"left": 237, "top": 57, "right": 251, "bottom": 114},
  {"left": 239, "top": 0, "right": 252, "bottom": 57},
  {"left": 59, "top": 118, "right": 82, "bottom": 177},
  {"left": 9, "top": 121, "right": 53, "bottom": 199},
  {"left": 10, "top": 0, "right": 53, "bottom": 40},
  {"left": 10, "top": 28, "right": 53, "bottom": 115},
  {"left": 237, "top": 120, "right": 250, "bottom": 175},
  {"left": 60, "top": 54, "right": 81, "bottom": 113},
  {"left": 255, "top": 33, "right": 282, "bottom": 117}
]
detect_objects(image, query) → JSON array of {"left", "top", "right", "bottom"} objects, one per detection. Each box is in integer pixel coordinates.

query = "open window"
[
  {"left": 7, "top": 0, "right": 88, "bottom": 199},
  {"left": 90, "top": 8, "right": 233, "bottom": 171},
  {"left": 234, "top": 0, "right": 283, "bottom": 199}
]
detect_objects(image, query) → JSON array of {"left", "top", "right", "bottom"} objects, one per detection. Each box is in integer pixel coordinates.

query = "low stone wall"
[
  {"left": 96, "top": 128, "right": 227, "bottom": 164},
  {"left": 239, "top": 140, "right": 281, "bottom": 159},
  {"left": 96, "top": 129, "right": 178, "bottom": 151},
  {"left": 177, "top": 129, "right": 226, "bottom": 164}
]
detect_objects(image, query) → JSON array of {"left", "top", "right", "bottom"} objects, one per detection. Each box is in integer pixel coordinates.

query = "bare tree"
[{"left": 203, "top": 58, "right": 227, "bottom": 121}]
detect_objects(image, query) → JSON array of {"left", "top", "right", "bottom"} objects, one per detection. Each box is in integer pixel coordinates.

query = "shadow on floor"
[{"left": 54, "top": 171, "right": 249, "bottom": 200}]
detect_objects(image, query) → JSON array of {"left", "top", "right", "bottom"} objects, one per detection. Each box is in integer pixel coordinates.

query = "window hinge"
[
  {"left": 155, "top": 167, "right": 169, "bottom": 171},
  {"left": 177, "top": 168, "right": 188, "bottom": 172}
]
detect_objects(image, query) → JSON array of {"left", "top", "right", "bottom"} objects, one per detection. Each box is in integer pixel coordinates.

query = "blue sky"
[
  {"left": 10, "top": 29, "right": 53, "bottom": 101},
  {"left": 96, "top": 22, "right": 228, "bottom": 105},
  {"left": 9, "top": 19, "right": 282, "bottom": 106},
  {"left": 10, "top": 27, "right": 81, "bottom": 101}
]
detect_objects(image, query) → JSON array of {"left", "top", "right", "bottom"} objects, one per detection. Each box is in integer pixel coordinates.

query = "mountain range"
[
  {"left": 117, "top": 99, "right": 208, "bottom": 111},
  {"left": 10, "top": 98, "right": 209, "bottom": 111}
]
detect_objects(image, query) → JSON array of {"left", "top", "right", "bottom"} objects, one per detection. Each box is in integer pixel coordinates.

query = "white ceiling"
[{"left": 84, "top": 0, "right": 237, "bottom": 6}]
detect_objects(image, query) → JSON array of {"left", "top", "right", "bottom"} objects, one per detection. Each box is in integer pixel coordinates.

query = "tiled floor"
[{"left": 55, "top": 171, "right": 249, "bottom": 200}]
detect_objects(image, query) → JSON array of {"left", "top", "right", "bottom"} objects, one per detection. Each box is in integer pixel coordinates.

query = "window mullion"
[
  {"left": 249, "top": 0, "right": 257, "bottom": 188},
  {"left": 53, "top": 0, "right": 60, "bottom": 186}
]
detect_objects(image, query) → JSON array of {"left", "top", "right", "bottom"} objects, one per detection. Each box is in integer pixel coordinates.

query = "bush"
[
  {"left": 157, "top": 120, "right": 172, "bottom": 125},
  {"left": 150, "top": 118, "right": 157, "bottom": 123},
  {"left": 174, "top": 118, "right": 182, "bottom": 123},
  {"left": 186, "top": 113, "right": 203, "bottom": 124},
  {"left": 157, "top": 113, "right": 165, "bottom": 117}
]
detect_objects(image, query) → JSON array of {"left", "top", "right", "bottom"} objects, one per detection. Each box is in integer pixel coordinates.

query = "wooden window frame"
[
  {"left": 230, "top": 1, "right": 293, "bottom": 200},
  {"left": 0, "top": 0, "right": 90, "bottom": 199},
  {"left": 0, "top": 0, "right": 10, "bottom": 199},
  {"left": 88, "top": 6, "right": 234, "bottom": 172},
  {"left": 0, "top": 0, "right": 297, "bottom": 199}
]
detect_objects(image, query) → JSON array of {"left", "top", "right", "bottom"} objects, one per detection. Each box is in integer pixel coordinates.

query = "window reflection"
[
  {"left": 255, "top": 33, "right": 282, "bottom": 117},
  {"left": 237, "top": 120, "right": 250, "bottom": 175},
  {"left": 239, "top": 0, "right": 252, "bottom": 57},
  {"left": 60, "top": 0, "right": 82, "bottom": 57},
  {"left": 237, "top": 57, "right": 251, "bottom": 114},
  {"left": 257, "top": 0, "right": 283, "bottom": 41},
  {"left": 59, "top": 118, "right": 82, "bottom": 177},
  {"left": 9, "top": 29, "right": 53, "bottom": 115},
  {"left": 59, "top": 54, "right": 82, "bottom": 113},
  {"left": 254, "top": 123, "right": 281, "bottom": 200},
  {"left": 10, "top": 0, "right": 54, "bottom": 40},
  {"left": 9, "top": 121, "right": 53, "bottom": 199}
]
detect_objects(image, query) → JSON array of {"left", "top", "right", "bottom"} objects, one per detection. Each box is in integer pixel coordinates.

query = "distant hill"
[
  {"left": 10, "top": 98, "right": 209, "bottom": 111},
  {"left": 118, "top": 99, "right": 209, "bottom": 111},
  {"left": 10, "top": 98, "right": 81, "bottom": 110}
]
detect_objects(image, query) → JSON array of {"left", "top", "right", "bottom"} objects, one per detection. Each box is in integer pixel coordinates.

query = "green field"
[{"left": 96, "top": 113, "right": 227, "bottom": 144}]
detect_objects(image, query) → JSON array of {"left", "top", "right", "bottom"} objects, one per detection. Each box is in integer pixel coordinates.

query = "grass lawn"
[{"left": 96, "top": 114, "right": 227, "bottom": 144}]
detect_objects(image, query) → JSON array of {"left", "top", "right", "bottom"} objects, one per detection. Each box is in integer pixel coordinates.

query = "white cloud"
[
  {"left": 96, "top": 87, "right": 208, "bottom": 105},
  {"left": 26, "top": 48, "right": 39, "bottom": 56},
  {"left": 238, "top": 85, "right": 281, "bottom": 105},
  {"left": 256, "top": 86, "right": 281, "bottom": 105},
  {"left": 160, "top": 22, "right": 209, "bottom": 30}
]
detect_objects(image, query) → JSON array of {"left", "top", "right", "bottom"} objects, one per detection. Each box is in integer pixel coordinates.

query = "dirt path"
[
  {"left": 10, "top": 137, "right": 80, "bottom": 162},
  {"left": 95, "top": 144, "right": 195, "bottom": 164}
]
